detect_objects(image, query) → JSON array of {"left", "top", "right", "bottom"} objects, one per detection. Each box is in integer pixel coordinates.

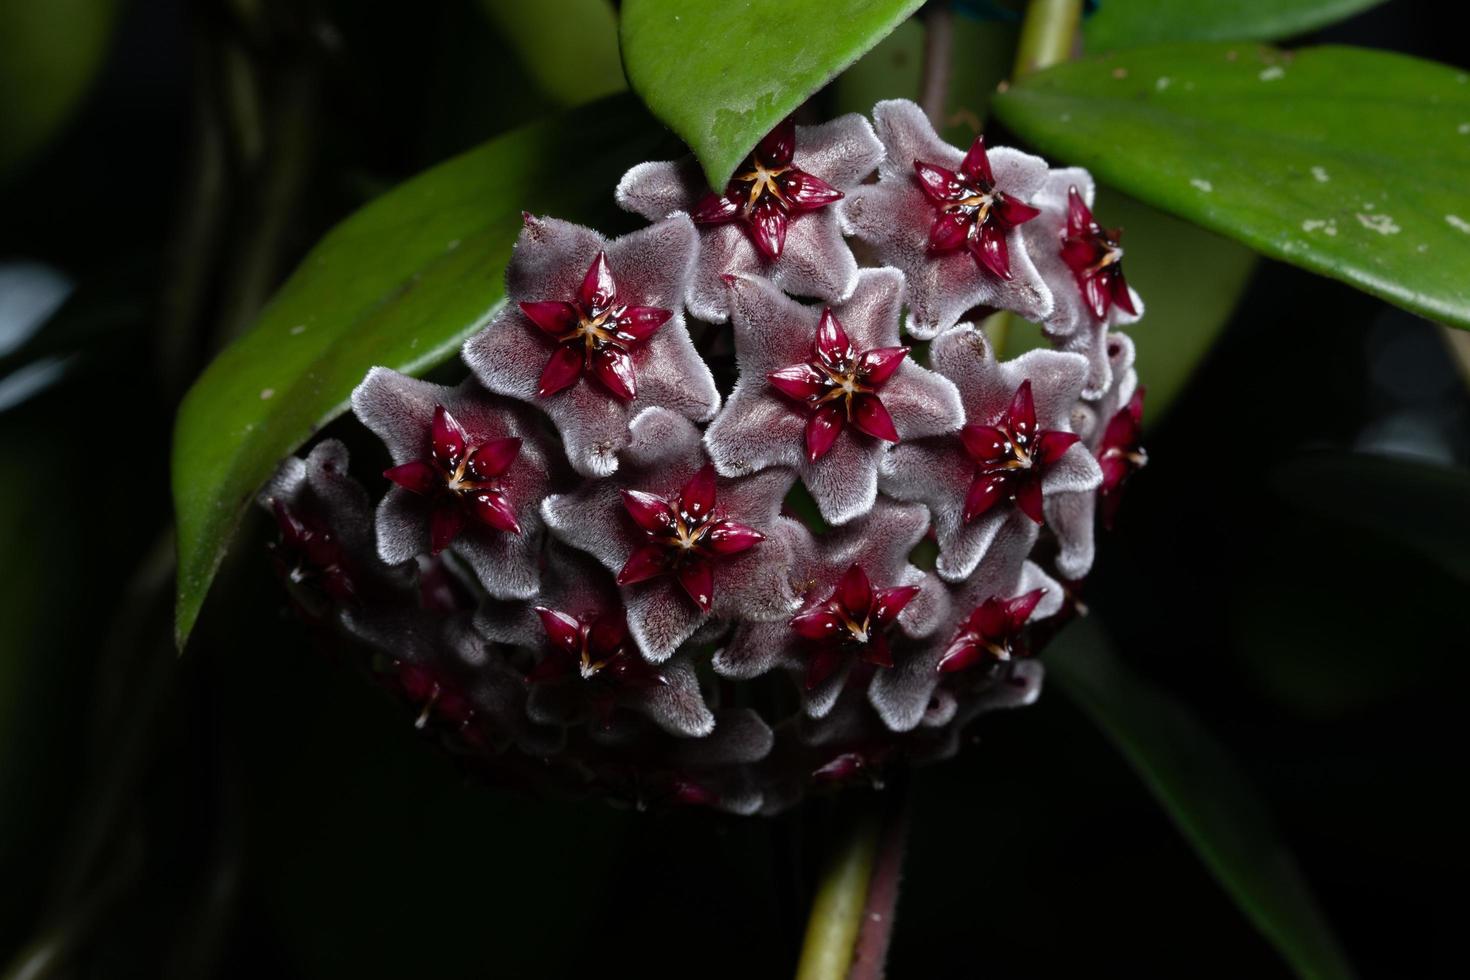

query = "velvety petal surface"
[
  {"left": 462, "top": 214, "right": 718, "bottom": 477},
  {"left": 616, "top": 114, "right": 883, "bottom": 322},
  {"left": 705, "top": 270, "right": 962, "bottom": 526},
  {"left": 840, "top": 99, "right": 1054, "bottom": 339},
  {"left": 350, "top": 369, "right": 555, "bottom": 599}
]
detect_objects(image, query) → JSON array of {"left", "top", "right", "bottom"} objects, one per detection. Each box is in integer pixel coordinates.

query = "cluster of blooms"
[{"left": 263, "top": 100, "right": 1149, "bottom": 813}]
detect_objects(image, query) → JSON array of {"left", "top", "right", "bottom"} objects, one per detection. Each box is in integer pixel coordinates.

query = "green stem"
[
  {"left": 793, "top": 809, "right": 881, "bottom": 980},
  {"left": 1013, "top": 0, "right": 1083, "bottom": 78},
  {"left": 985, "top": 310, "right": 1014, "bottom": 360},
  {"left": 992, "top": 0, "right": 1086, "bottom": 358},
  {"left": 919, "top": 1, "right": 954, "bottom": 127}
]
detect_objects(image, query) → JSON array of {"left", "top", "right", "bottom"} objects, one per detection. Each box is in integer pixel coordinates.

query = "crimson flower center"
[
  {"left": 943, "top": 176, "right": 999, "bottom": 225},
  {"left": 560, "top": 297, "right": 625, "bottom": 358},
  {"left": 734, "top": 160, "right": 794, "bottom": 218},
  {"left": 658, "top": 505, "right": 718, "bottom": 564},
  {"left": 812, "top": 356, "right": 874, "bottom": 420},
  {"left": 1059, "top": 185, "right": 1138, "bottom": 321},
  {"left": 983, "top": 423, "right": 1033, "bottom": 473},
  {"left": 439, "top": 448, "right": 500, "bottom": 496},
  {"left": 574, "top": 631, "right": 624, "bottom": 680}
]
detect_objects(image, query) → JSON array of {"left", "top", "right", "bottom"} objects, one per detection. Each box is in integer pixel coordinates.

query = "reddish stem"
[{"left": 846, "top": 794, "right": 911, "bottom": 980}]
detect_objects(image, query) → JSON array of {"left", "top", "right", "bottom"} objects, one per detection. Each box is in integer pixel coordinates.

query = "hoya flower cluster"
[{"left": 262, "top": 100, "right": 1148, "bottom": 814}]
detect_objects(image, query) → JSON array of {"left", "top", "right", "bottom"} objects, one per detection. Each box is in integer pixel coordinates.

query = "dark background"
[{"left": 2, "top": 1, "right": 1465, "bottom": 976}]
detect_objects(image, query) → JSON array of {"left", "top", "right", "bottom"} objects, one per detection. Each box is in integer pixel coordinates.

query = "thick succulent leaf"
[
  {"left": 0, "top": 0, "right": 118, "bottom": 176},
  {"left": 1004, "top": 188, "right": 1256, "bottom": 418},
  {"left": 1084, "top": 0, "right": 1386, "bottom": 51},
  {"left": 476, "top": 0, "right": 624, "bottom": 106},
  {"left": 1047, "top": 618, "right": 1355, "bottom": 980},
  {"left": 993, "top": 43, "right": 1470, "bottom": 329},
  {"left": 172, "top": 96, "right": 671, "bottom": 647},
  {"left": 1268, "top": 451, "right": 1470, "bottom": 584},
  {"left": 619, "top": 0, "right": 924, "bottom": 188}
]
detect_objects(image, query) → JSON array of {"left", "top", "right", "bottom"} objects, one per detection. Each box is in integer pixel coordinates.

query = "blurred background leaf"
[
  {"left": 831, "top": 11, "right": 1017, "bottom": 148},
  {"left": 1047, "top": 618, "right": 1355, "bottom": 980},
  {"left": 619, "top": 0, "right": 924, "bottom": 187},
  {"left": 1084, "top": 0, "right": 1387, "bottom": 50},
  {"left": 994, "top": 43, "right": 1470, "bottom": 329},
  {"left": 171, "top": 94, "right": 672, "bottom": 649},
  {"left": 0, "top": 0, "right": 119, "bottom": 177},
  {"left": 476, "top": 0, "right": 625, "bottom": 106},
  {"left": 1268, "top": 451, "right": 1470, "bottom": 583}
]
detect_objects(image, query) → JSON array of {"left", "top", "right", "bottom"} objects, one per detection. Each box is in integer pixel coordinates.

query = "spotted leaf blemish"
[{"left": 1356, "top": 213, "right": 1400, "bottom": 235}]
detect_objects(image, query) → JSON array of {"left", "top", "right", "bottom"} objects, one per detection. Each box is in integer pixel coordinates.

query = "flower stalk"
[
  {"left": 794, "top": 808, "right": 881, "bottom": 980},
  {"left": 1014, "top": 0, "right": 1084, "bottom": 78},
  {"left": 992, "top": 0, "right": 1086, "bottom": 357}
]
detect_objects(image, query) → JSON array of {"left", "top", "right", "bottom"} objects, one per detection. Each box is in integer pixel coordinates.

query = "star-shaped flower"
[
  {"left": 1097, "top": 384, "right": 1147, "bottom": 528},
  {"left": 463, "top": 213, "right": 719, "bottom": 477},
  {"left": 713, "top": 498, "right": 949, "bottom": 721},
  {"left": 840, "top": 99, "right": 1055, "bottom": 339},
  {"left": 880, "top": 325, "right": 1101, "bottom": 582},
  {"left": 259, "top": 440, "right": 411, "bottom": 615},
  {"left": 381, "top": 404, "right": 523, "bottom": 551},
  {"left": 1022, "top": 169, "right": 1145, "bottom": 398},
  {"left": 1060, "top": 186, "right": 1137, "bottom": 322},
  {"left": 476, "top": 545, "right": 717, "bottom": 738},
  {"left": 704, "top": 269, "right": 963, "bottom": 526},
  {"left": 341, "top": 610, "right": 560, "bottom": 755},
  {"left": 690, "top": 118, "right": 845, "bottom": 261},
  {"left": 958, "top": 378, "right": 1082, "bottom": 526},
  {"left": 1043, "top": 332, "right": 1142, "bottom": 577},
  {"left": 616, "top": 463, "right": 767, "bottom": 611},
  {"left": 791, "top": 563, "right": 920, "bottom": 690},
  {"left": 518, "top": 250, "right": 674, "bottom": 400},
  {"left": 616, "top": 114, "right": 883, "bottom": 322},
  {"left": 868, "top": 519, "right": 1062, "bottom": 731},
  {"left": 913, "top": 137, "right": 1041, "bottom": 279},
  {"left": 351, "top": 370, "right": 555, "bottom": 599},
  {"left": 937, "top": 588, "right": 1048, "bottom": 673},
  {"left": 769, "top": 310, "right": 908, "bottom": 460},
  {"left": 541, "top": 407, "right": 799, "bottom": 661}
]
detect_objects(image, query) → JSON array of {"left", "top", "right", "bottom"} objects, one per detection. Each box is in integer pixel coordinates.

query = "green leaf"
[
  {"left": 1003, "top": 188, "right": 1256, "bottom": 418},
  {"left": 1268, "top": 451, "right": 1470, "bottom": 584},
  {"left": 1048, "top": 618, "right": 1355, "bottom": 979},
  {"left": 1085, "top": 0, "right": 1386, "bottom": 51},
  {"left": 619, "top": 0, "right": 925, "bottom": 188},
  {"left": 0, "top": 0, "right": 119, "bottom": 176},
  {"left": 171, "top": 95, "right": 670, "bottom": 648},
  {"left": 993, "top": 43, "right": 1470, "bottom": 329},
  {"left": 476, "top": 0, "right": 625, "bottom": 107}
]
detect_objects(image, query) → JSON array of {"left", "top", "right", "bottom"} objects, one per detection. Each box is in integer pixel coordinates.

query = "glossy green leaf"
[
  {"left": 1003, "top": 188, "right": 1256, "bottom": 418},
  {"left": 993, "top": 43, "right": 1470, "bottom": 329},
  {"left": 476, "top": 0, "right": 625, "bottom": 107},
  {"left": 1269, "top": 451, "right": 1470, "bottom": 583},
  {"left": 1048, "top": 618, "right": 1355, "bottom": 979},
  {"left": 619, "top": 0, "right": 925, "bottom": 188},
  {"left": 172, "top": 96, "right": 670, "bottom": 648},
  {"left": 0, "top": 0, "right": 118, "bottom": 176},
  {"left": 1084, "top": 0, "right": 1386, "bottom": 51}
]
